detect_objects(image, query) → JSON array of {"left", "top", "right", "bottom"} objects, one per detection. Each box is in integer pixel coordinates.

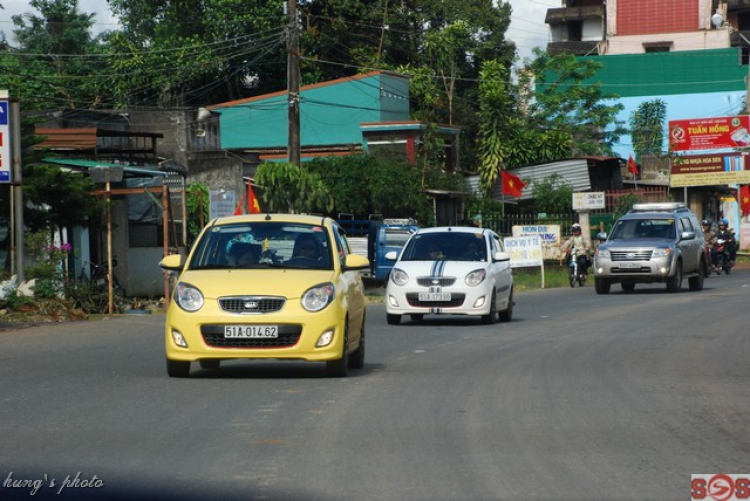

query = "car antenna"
[{"left": 265, "top": 213, "right": 272, "bottom": 221}]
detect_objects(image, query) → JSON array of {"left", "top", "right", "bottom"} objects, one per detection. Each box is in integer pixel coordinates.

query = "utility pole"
[{"left": 287, "top": 0, "right": 301, "bottom": 167}]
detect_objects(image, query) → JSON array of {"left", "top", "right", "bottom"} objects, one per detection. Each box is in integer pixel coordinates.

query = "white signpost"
[
  {"left": 0, "top": 99, "right": 10, "bottom": 183},
  {"left": 572, "top": 192, "right": 605, "bottom": 210}
]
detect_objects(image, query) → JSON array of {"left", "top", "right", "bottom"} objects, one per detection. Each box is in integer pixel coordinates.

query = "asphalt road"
[{"left": 1, "top": 271, "right": 749, "bottom": 501}]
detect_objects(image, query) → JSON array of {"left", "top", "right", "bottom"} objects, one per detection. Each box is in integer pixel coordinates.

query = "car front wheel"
[
  {"left": 387, "top": 313, "right": 401, "bottom": 325},
  {"left": 325, "top": 323, "right": 350, "bottom": 378},
  {"left": 595, "top": 278, "right": 610, "bottom": 295},
  {"left": 666, "top": 262, "right": 683, "bottom": 292}
]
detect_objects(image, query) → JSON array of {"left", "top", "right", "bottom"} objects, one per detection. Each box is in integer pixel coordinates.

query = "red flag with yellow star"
[
  {"left": 501, "top": 170, "right": 526, "bottom": 198},
  {"left": 740, "top": 185, "right": 750, "bottom": 216},
  {"left": 247, "top": 184, "right": 261, "bottom": 214}
]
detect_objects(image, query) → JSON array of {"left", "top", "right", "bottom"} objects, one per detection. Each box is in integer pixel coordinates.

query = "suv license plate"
[
  {"left": 618, "top": 262, "right": 640, "bottom": 269},
  {"left": 224, "top": 325, "right": 279, "bottom": 338},
  {"left": 419, "top": 292, "right": 451, "bottom": 301}
]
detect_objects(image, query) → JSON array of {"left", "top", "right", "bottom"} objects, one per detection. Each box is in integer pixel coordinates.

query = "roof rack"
[{"left": 630, "top": 202, "right": 688, "bottom": 213}]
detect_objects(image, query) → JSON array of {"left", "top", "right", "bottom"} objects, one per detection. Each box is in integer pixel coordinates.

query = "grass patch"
[{"left": 513, "top": 263, "right": 573, "bottom": 291}]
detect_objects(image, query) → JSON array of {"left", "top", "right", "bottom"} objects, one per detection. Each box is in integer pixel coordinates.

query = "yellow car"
[{"left": 159, "top": 214, "right": 370, "bottom": 377}]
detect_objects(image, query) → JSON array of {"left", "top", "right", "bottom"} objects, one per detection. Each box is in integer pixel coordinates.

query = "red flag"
[
  {"left": 233, "top": 191, "right": 247, "bottom": 215},
  {"left": 247, "top": 184, "right": 261, "bottom": 214},
  {"left": 740, "top": 185, "right": 750, "bottom": 216},
  {"left": 501, "top": 170, "right": 526, "bottom": 197},
  {"left": 628, "top": 155, "right": 639, "bottom": 176}
]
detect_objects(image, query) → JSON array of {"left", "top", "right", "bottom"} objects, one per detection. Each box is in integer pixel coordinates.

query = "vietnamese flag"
[
  {"left": 741, "top": 185, "right": 750, "bottom": 216},
  {"left": 628, "top": 155, "right": 639, "bottom": 176},
  {"left": 247, "top": 184, "right": 261, "bottom": 214},
  {"left": 501, "top": 170, "right": 526, "bottom": 197}
]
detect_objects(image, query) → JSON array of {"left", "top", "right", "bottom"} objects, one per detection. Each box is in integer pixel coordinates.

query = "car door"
[
  {"left": 678, "top": 216, "right": 699, "bottom": 272},
  {"left": 490, "top": 233, "right": 512, "bottom": 301}
]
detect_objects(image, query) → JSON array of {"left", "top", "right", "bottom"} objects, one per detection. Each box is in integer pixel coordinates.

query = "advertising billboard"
[{"left": 668, "top": 115, "right": 750, "bottom": 152}]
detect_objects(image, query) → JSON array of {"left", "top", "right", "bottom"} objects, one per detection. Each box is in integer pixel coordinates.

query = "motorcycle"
[
  {"left": 568, "top": 248, "right": 587, "bottom": 287},
  {"left": 714, "top": 238, "right": 732, "bottom": 275}
]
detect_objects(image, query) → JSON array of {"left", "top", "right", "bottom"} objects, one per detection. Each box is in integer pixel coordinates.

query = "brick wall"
[{"left": 618, "top": 0, "right": 699, "bottom": 35}]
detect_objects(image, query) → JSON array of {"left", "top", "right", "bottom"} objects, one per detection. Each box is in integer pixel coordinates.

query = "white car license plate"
[
  {"left": 224, "top": 325, "right": 278, "bottom": 338},
  {"left": 618, "top": 262, "right": 640, "bottom": 269},
  {"left": 419, "top": 292, "right": 451, "bottom": 301}
]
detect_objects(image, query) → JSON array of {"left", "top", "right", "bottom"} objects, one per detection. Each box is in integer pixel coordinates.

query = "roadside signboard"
[
  {"left": 668, "top": 115, "right": 750, "bottom": 152},
  {"left": 511, "top": 224, "right": 561, "bottom": 260},
  {"left": 573, "top": 192, "right": 605, "bottom": 210},
  {"left": 669, "top": 153, "right": 750, "bottom": 187},
  {"left": 504, "top": 236, "right": 543, "bottom": 268},
  {"left": 209, "top": 189, "right": 236, "bottom": 219},
  {"left": 0, "top": 100, "right": 10, "bottom": 183}
]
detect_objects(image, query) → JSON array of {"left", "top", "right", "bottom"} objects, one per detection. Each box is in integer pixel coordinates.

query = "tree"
[
  {"left": 254, "top": 162, "right": 332, "bottom": 214},
  {"left": 530, "top": 174, "right": 573, "bottom": 215},
  {"left": 1, "top": 0, "right": 110, "bottom": 110},
  {"left": 477, "top": 59, "right": 513, "bottom": 195},
  {"left": 306, "top": 155, "right": 431, "bottom": 222},
  {"left": 526, "top": 49, "right": 626, "bottom": 157},
  {"left": 629, "top": 99, "right": 666, "bottom": 162}
]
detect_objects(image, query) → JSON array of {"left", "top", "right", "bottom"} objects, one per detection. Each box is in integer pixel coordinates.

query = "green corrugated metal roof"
[
  {"left": 43, "top": 158, "right": 166, "bottom": 177},
  {"left": 541, "top": 48, "right": 747, "bottom": 98},
  {"left": 214, "top": 71, "right": 411, "bottom": 150}
]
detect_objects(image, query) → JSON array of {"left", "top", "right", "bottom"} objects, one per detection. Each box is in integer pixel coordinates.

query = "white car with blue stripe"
[{"left": 385, "top": 226, "right": 514, "bottom": 325}]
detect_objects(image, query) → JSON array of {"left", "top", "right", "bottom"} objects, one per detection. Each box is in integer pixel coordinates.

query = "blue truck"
[{"left": 337, "top": 215, "right": 418, "bottom": 281}]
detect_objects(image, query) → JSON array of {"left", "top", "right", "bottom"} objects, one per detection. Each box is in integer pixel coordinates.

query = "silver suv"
[{"left": 593, "top": 203, "right": 707, "bottom": 294}]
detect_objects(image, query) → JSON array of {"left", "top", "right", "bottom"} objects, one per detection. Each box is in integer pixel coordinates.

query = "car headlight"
[
  {"left": 465, "top": 269, "right": 486, "bottom": 287},
  {"left": 597, "top": 249, "right": 611, "bottom": 259},
  {"left": 174, "top": 282, "right": 204, "bottom": 312},
  {"left": 302, "top": 283, "right": 334, "bottom": 312},
  {"left": 390, "top": 268, "right": 408, "bottom": 286},
  {"left": 651, "top": 247, "right": 672, "bottom": 258}
]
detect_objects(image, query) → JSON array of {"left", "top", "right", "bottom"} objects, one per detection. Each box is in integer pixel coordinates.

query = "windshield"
[
  {"left": 609, "top": 218, "right": 676, "bottom": 240},
  {"left": 189, "top": 222, "right": 333, "bottom": 270},
  {"left": 400, "top": 232, "right": 487, "bottom": 261}
]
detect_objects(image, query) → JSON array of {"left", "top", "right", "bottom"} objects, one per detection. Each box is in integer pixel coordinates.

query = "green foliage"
[
  {"left": 185, "top": 183, "right": 209, "bottom": 243},
  {"left": 306, "top": 155, "right": 432, "bottom": 223},
  {"left": 24, "top": 230, "right": 71, "bottom": 298},
  {"left": 629, "top": 99, "right": 667, "bottom": 161},
  {"left": 613, "top": 193, "right": 642, "bottom": 221},
  {"left": 477, "top": 59, "right": 512, "bottom": 194},
  {"left": 255, "top": 163, "right": 333, "bottom": 214},
  {"left": 530, "top": 174, "right": 573, "bottom": 214},
  {"left": 527, "top": 49, "right": 626, "bottom": 157},
  {"left": 3, "top": 0, "right": 109, "bottom": 110}
]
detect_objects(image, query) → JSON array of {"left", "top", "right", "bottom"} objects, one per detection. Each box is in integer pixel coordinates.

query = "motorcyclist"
[
  {"left": 561, "top": 223, "right": 591, "bottom": 279},
  {"left": 701, "top": 219, "right": 717, "bottom": 273},
  {"left": 716, "top": 218, "right": 736, "bottom": 266}
]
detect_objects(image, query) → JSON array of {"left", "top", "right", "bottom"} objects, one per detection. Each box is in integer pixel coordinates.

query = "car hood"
[
  {"left": 601, "top": 238, "right": 675, "bottom": 250},
  {"left": 177, "top": 269, "right": 336, "bottom": 299},
  {"left": 394, "top": 260, "right": 486, "bottom": 278}
]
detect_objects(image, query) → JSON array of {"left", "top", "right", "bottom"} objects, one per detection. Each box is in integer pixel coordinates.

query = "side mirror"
[
  {"left": 596, "top": 232, "right": 608, "bottom": 241},
  {"left": 385, "top": 251, "right": 398, "bottom": 261},
  {"left": 159, "top": 254, "right": 184, "bottom": 272},
  {"left": 681, "top": 231, "right": 695, "bottom": 241},
  {"left": 493, "top": 251, "right": 511, "bottom": 262},
  {"left": 344, "top": 254, "right": 370, "bottom": 271}
]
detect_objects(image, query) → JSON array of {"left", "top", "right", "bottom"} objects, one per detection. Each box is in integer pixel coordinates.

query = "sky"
[{"left": 0, "top": 0, "right": 552, "bottom": 62}]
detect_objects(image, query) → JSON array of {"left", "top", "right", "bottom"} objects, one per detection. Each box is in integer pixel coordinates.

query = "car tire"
[
  {"left": 481, "top": 291, "right": 499, "bottom": 324},
  {"left": 386, "top": 314, "right": 401, "bottom": 325},
  {"left": 166, "top": 358, "right": 190, "bottom": 378},
  {"left": 325, "top": 323, "right": 349, "bottom": 378},
  {"left": 689, "top": 261, "right": 705, "bottom": 291},
  {"left": 621, "top": 282, "right": 636, "bottom": 292},
  {"left": 199, "top": 359, "right": 221, "bottom": 370},
  {"left": 595, "top": 278, "right": 610, "bottom": 295},
  {"left": 349, "top": 313, "right": 365, "bottom": 369},
  {"left": 410, "top": 314, "right": 424, "bottom": 322},
  {"left": 499, "top": 287, "right": 514, "bottom": 322},
  {"left": 666, "top": 262, "right": 682, "bottom": 292}
]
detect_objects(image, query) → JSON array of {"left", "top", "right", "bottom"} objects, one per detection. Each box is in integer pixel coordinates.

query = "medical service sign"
[
  {"left": 504, "top": 236, "right": 543, "bottom": 268},
  {"left": 0, "top": 101, "right": 10, "bottom": 183}
]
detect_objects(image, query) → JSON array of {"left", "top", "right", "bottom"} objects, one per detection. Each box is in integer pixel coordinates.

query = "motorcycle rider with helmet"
[
  {"left": 561, "top": 223, "right": 591, "bottom": 280},
  {"left": 716, "top": 218, "right": 736, "bottom": 267},
  {"left": 701, "top": 219, "right": 717, "bottom": 273}
]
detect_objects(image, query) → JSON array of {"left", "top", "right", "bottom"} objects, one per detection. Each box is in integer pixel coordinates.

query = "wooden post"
[{"left": 106, "top": 178, "right": 113, "bottom": 315}]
